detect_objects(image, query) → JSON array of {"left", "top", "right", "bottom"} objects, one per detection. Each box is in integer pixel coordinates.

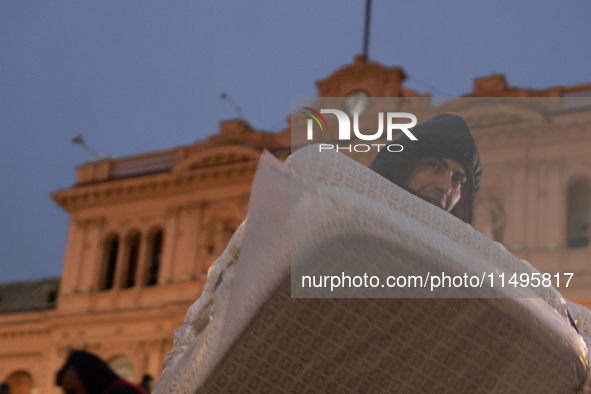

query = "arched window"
[
  {"left": 147, "top": 229, "right": 163, "bottom": 286},
  {"left": 102, "top": 235, "right": 119, "bottom": 290},
  {"left": 567, "top": 179, "right": 590, "bottom": 248},
  {"left": 124, "top": 232, "right": 141, "bottom": 288},
  {"left": 5, "top": 370, "right": 34, "bottom": 394}
]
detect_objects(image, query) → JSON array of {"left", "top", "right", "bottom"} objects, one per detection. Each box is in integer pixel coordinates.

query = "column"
[
  {"left": 505, "top": 160, "right": 527, "bottom": 251},
  {"left": 536, "top": 161, "right": 548, "bottom": 249},
  {"left": 525, "top": 158, "right": 537, "bottom": 250},
  {"left": 135, "top": 230, "right": 151, "bottom": 287},
  {"left": 545, "top": 159, "right": 564, "bottom": 248},
  {"left": 59, "top": 218, "right": 86, "bottom": 294},
  {"left": 179, "top": 203, "right": 200, "bottom": 280},
  {"left": 113, "top": 235, "right": 129, "bottom": 290},
  {"left": 158, "top": 206, "right": 180, "bottom": 285},
  {"left": 194, "top": 201, "right": 208, "bottom": 275},
  {"left": 79, "top": 217, "right": 105, "bottom": 291}
]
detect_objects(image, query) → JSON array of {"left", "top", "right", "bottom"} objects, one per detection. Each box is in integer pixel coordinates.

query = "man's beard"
[
  {"left": 417, "top": 193, "right": 446, "bottom": 210},
  {"left": 395, "top": 183, "right": 447, "bottom": 211}
]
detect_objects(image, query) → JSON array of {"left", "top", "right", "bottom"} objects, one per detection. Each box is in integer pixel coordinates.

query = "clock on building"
[{"left": 343, "top": 90, "right": 370, "bottom": 116}]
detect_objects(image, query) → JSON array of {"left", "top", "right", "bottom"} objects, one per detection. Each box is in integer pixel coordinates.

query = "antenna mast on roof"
[
  {"left": 220, "top": 92, "right": 252, "bottom": 127},
  {"left": 72, "top": 134, "right": 106, "bottom": 160},
  {"left": 362, "top": 0, "right": 372, "bottom": 60}
]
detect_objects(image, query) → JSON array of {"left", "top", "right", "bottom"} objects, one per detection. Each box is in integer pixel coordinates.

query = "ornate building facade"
[{"left": 1, "top": 57, "right": 591, "bottom": 393}]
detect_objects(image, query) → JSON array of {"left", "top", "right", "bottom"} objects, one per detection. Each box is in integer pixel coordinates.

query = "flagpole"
[{"left": 362, "top": 0, "right": 372, "bottom": 60}]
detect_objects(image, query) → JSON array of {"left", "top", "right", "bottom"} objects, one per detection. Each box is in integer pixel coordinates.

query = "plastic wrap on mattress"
[{"left": 154, "top": 146, "right": 590, "bottom": 394}]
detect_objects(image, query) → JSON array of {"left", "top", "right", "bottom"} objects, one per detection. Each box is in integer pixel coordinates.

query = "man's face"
[
  {"left": 404, "top": 157, "right": 467, "bottom": 212},
  {"left": 59, "top": 366, "right": 88, "bottom": 394}
]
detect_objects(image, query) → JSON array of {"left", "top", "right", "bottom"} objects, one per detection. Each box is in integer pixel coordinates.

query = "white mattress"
[{"left": 154, "top": 146, "right": 591, "bottom": 394}]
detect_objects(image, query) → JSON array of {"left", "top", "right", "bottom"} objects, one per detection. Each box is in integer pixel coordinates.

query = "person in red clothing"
[{"left": 56, "top": 350, "right": 147, "bottom": 394}]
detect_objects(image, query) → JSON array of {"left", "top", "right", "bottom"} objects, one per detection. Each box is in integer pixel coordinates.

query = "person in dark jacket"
[
  {"left": 0, "top": 382, "right": 10, "bottom": 394},
  {"left": 369, "top": 113, "right": 482, "bottom": 224},
  {"left": 56, "top": 350, "right": 147, "bottom": 394},
  {"left": 369, "top": 113, "right": 586, "bottom": 332},
  {"left": 138, "top": 374, "right": 153, "bottom": 393}
]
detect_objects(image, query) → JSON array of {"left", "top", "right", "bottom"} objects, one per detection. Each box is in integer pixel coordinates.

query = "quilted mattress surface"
[{"left": 154, "top": 146, "right": 591, "bottom": 394}]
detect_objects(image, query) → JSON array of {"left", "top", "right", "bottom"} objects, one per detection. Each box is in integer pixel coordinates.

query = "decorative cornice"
[
  {"left": 470, "top": 119, "right": 591, "bottom": 150},
  {"left": 0, "top": 329, "right": 50, "bottom": 338},
  {"left": 52, "top": 159, "right": 259, "bottom": 212}
]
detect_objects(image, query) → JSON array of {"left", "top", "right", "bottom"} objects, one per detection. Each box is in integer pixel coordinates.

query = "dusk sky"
[{"left": 1, "top": 1, "right": 590, "bottom": 282}]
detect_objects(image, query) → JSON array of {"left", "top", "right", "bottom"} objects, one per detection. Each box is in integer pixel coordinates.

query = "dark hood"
[
  {"left": 58, "top": 350, "right": 120, "bottom": 394},
  {"left": 369, "top": 113, "right": 482, "bottom": 224}
]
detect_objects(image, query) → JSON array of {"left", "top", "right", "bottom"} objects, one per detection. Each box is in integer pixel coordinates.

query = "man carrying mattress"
[
  {"left": 154, "top": 113, "right": 591, "bottom": 394},
  {"left": 369, "top": 113, "right": 481, "bottom": 225},
  {"left": 370, "top": 113, "right": 584, "bottom": 331}
]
